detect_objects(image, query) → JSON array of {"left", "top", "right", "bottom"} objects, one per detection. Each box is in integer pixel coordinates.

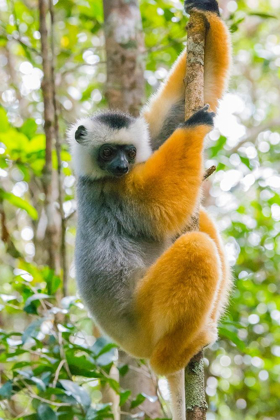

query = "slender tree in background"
[
  {"left": 103, "top": 0, "right": 145, "bottom": 116},
  {"left": 102, "top": 0, "right": 162, "bottom": 418},
  {"left": 38, "top": 0, "right": 58, "bottom": 271},
  {"left": 38, "top": 0, "right": 68, "bottom": 294}
]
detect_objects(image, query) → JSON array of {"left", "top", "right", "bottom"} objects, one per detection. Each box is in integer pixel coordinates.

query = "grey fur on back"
[{"left": 75, "top": 177, "right": 169, "bottom": 345}]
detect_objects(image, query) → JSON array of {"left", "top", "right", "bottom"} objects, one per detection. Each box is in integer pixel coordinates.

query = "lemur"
[{"left": 68, "top": 1, "right": 232, "bottom": 419}]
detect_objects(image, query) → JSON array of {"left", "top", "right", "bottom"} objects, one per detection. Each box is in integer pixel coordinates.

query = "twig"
[
  {"left": 53, "top": 359, "right": 66, "bottom": 388},
  {"left": 203, "top": 165, "right": 216, "bottom": 180},
  {"left": 21, "top": 380, "right": 70, "bottom": 407},
  {"left": 57, "top": 330, "right": 73, "bottom": 380},
  {"left": 63, "top": 210, "right": 76, "bottom": 222}
]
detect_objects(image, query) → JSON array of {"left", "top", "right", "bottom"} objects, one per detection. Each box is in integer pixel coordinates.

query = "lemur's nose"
[{"left": 117, "top": 165, "right": 128, "bottom": 174}]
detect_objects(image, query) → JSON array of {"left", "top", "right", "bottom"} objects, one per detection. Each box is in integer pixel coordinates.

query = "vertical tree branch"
[
  {"left": 38, "top": 0, "right": 59, "bottom": 272},
  {"left": 48, "top": 0, "right": 68, "bottom": 295},
  {"left": 184, "top": 12, "right": 206, "bottom": 120},
  {"left": 184, "top": 11, "right": 208, "bottom": 420}
]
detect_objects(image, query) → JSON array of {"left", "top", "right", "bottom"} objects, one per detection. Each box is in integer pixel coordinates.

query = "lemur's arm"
[
  {"left": 142, "top": 0, "right": 231, "bottom": 150},
  {"left": 126, "top": 108, "right": 214, "bottom": 235}
]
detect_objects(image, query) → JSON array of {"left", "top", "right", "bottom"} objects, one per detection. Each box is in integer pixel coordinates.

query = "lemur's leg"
[
  {"left": 142, "top": 0, "right": 231, "bottom": 149},
  {"left": 135, "top": 231, "right": 222, "bottom": 376},
  {"left": 169, "top": 208, "right": 232, "bottom": 362}
]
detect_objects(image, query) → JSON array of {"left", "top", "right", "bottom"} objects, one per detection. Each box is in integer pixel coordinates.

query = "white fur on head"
[{"left": 68, "top": 113, "right": 152, "bottom": 179}]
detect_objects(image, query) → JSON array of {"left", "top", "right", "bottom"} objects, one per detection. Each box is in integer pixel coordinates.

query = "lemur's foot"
[
  {"left": 184, "top": 0, "right": 220, "bottom": 16},
  {"left": 184, "top": 104, "right": 215, "bottom": 127}
]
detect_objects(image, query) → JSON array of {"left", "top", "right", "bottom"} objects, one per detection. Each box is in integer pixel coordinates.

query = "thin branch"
[
  {"left": 59, "top": 61, "right": 106, "bottom": 77},
  {"left": 53, "top": 359, "right": 66, "bottom": 388},
  {"left": 203, "top": 165, "right": 216, "bottom": 180},
  {"left": 63, "top": 210, "right": 76, "bottom": 222}
]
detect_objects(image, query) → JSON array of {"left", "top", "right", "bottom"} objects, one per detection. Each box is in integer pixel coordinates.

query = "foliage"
[{"left": 0, "top": 0, "right": 280, "bottom": 419}]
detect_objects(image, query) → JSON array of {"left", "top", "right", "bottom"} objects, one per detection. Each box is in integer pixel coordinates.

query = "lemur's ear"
[{"left": 75, "top": 125, "right": 87, "bottom": 144}]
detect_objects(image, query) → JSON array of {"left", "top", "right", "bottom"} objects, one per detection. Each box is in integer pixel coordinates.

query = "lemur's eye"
[
  {"left": 101, "top": 146, "right": 114, "bottom": 160},
  {"left": 128, "top": 148, "right": 136, "bottom": 160}
]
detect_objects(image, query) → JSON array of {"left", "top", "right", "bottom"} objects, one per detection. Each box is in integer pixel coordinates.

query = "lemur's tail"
[{"left": 166, "top": 369, "right": 186, "bottom": 420}]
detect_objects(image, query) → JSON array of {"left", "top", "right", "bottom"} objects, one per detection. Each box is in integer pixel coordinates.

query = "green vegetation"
[{"left": 0, "top": 0, "right": 279, "bottom": 419}]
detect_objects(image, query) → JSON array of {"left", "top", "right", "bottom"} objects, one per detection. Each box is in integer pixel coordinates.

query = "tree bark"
[
  {"left": 184, "top": 11, "right": 208, "bottom": 420},
  {"left": 102, "top": 1, "right": 162, "bottom": 418},
  {"left": 48, "top": 0, "right": 68, "bottom": 295},
  {"left": 185, "top": 351, "right": 207, "bottom": 419},
  {"left": 184, "top": 12, "right": 206, "bottom": 120},
  {"left": 38, "top": 0, "right": 59, "bottom": 272},
  {"left": 103, "top": 0, "right": 145, "bottom": 116}
]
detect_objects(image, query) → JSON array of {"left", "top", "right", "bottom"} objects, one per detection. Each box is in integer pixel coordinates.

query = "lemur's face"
[
  {"left": 97, "top": 143, "right": 136, "bottom": 177},
  {"left": 70, "top": 112, "right": 152, "bottom": 180},
  {"left": 74, "top": 122, "right": 137, "bottom": 178}
]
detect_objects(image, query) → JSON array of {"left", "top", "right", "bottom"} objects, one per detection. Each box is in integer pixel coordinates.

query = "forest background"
[{"left": 0, "top": 0, "right": 280, "bottom": 419}]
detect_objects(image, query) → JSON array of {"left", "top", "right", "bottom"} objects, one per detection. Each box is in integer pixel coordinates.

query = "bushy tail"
[{"left": 166, "top": 369, "right": 186, "bottom": 420}]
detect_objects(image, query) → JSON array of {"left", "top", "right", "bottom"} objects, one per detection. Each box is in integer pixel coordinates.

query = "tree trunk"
[
  {"left": 103, "top": 0, "right": 145, "bottom": 116},
  {"left": 38, "top": 0, "right": 59, "bottom": 272},
  {"left": 102, "top": 1, "right": 162, "bottom": 418},
  {"left": 184, "top": 11, "right": 208, "bottom": 420}
]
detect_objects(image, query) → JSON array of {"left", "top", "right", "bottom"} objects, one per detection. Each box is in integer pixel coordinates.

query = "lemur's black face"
[{"left": 97, "top": 144, "right": 136, "bottom": 177}]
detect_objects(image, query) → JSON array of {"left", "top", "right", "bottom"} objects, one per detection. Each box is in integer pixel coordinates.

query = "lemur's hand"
[
  {"left": 184, "top": 0, "right": 220, "bottom": 16},
  {"left": 183, "top": 104, "right": 215, "bottom": 127}
]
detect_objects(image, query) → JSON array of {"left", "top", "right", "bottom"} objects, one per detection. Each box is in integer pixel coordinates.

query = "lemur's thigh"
[
  {"left": 199, "top": 208, "right": 232, "bottom": 321},
  {"left": 135, "top": 231, "right": 221, "bottom": 375}
]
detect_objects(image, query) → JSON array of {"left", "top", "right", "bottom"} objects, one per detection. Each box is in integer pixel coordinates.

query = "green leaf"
[
  {"left": 248, "top": 12, "right": 276, "bottom": 19},
  {"left": 118, "top": 363, "right": 129, "bottom": 377},
  {"left": 86, "top": 404, "right": 113, "bottom": 420},
  {"left": 0, "top": 189, "right": 38, "bottom": 220},
  {"left": 0, "top": 107, "right": 9, "bottom": 132},
  {"left": 31, "top": 376, "right": 46, "bottom": 392},
  {"left": 21, "top": 119, "right": 38, "bottom": 139},
  {"left": 130, "top": 393, "right": 146, "bottom": 409},
  {"left": 0, "top": 380, "right": 13, "bottom": 399},
  {"left": 66, "top": 352, "right": 96, "bottom": 377},
  {"left": 24, "top": 293, "right": 50, "bottom": 312},
  {"left": 60, "top": 380, "right": 91, "bottom": 410},
  {"left": 119, "top": 390, "right": 131, "bottom": 406},
  {"left": 208, "top": 135, "right": 227, "bottom": 158},
  {"left": 22, "top": 318, "right": 44, "bottom": 344},
  {"left": 91, "top": 337, "right": 117, "bottom": 358},
  {"left": 37, "top": 403, "right": 58, "bottom": 420},
  {"left": 44, "top": 269, "right": 62, "bottom": 295},
  {"left": 218, "top": 326, "right": 246, "bottom": 351}
]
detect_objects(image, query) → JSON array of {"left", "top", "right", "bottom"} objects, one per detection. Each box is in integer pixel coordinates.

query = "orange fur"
[
  {"left": 137, "top": 231, "right": 222, "bottom": 375},
  {"left": 113, "top": 120, "right": 231, "bottom": 376},
  {"left": 91, "top": 5, "right": 231, "bottom": 379},
  {"left": 143, "top": 10, "right": 231, "bottom": 139},
  {"left": 123, "top": 125, "right": 209, "bottom": 236},
  {"left": 131, "top": 8, "right": 232, "bottom": 375}
]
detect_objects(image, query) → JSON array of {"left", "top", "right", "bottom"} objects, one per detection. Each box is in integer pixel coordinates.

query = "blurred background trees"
[{"left": 0, "top": 0, "right": 280, "bottom": 419}]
